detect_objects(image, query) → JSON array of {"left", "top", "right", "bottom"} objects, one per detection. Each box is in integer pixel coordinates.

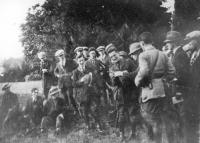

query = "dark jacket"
[
  {"left": 40, "top": 59, "right": 54, "bottom": 88},
  {"left": 172, "top": 47, "right": 191, "bottom": 87},
  {"left": 24, "top": 96, "right": 44, "bottom": 125},
  {"left": 109, "top": 58, "right": 138, "bottom": 104},
  {"left": 72, "top": 68, "right": 99, "bottom": 103}
]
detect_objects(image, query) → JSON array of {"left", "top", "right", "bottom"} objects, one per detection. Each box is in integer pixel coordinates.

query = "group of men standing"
[{"left": 1, "top": 30, "right": 200, "bottom": 143}]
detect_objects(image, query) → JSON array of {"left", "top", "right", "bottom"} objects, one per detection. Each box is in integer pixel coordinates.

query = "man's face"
[
  {"left": 77, "top": 57, "right": 85, "bottom": 66},
  {"left": 164, "top": 42, "right": 175, "bottom": 55},
  {"left": 76, "top": 50, "right": 83, "bottom": 57},
  {"left": 89, "top": 51, "right": 96, "bottom": 59},
  {"left": 183, "top": 40, "right": 197, "bottom": 52},
  {"left": 98, "top": 50, "right": 105, "bottom": 56},
  {"left": 130, "top": 54, "right": 138, "bottom": 61},
  {"left": 108, "top": 51, "right": 119, "bottom": 63},
  {"left": 58, "top": 54, "right": 65, "bottom": 62},
  {"left": 32, "top": 89, "right": 39, "bottom": 98},
  {"left": 83, "top": 50, "right": 88, "bottom": 57}
]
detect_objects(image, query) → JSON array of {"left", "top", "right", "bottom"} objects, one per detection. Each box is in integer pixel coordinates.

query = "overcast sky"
[{"left": 0, "top": 0, "right": 45, "bottom": 61}]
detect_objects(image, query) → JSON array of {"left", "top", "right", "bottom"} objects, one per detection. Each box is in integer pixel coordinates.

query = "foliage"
[{"left": 21, "top": 0, "right": 170, "bottom": 64}]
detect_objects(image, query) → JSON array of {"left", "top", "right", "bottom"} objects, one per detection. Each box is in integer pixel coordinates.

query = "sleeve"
[
  {"left": 54, "top": 65, "right": 59, "bottom": 77},
  {"left": 135, "top": 53, "right": 150, "bottom": 86},
  {"left": 165, "top": 55, "right": 175, "bottom": 80}
]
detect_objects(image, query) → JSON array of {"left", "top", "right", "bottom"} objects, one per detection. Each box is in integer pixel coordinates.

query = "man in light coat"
[{"left": 135, "top": 32, "right": 175, "bottom": 143}]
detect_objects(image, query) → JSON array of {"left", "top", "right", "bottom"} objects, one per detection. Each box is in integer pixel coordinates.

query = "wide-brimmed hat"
[
  {"left": 164, "top": 31, "right": 182, "bottom": 43},
  {"left": 48, "top": 86, "right": 60, "bottom": 97},
  {"left": 129, "top": 42, "right": 142, "bottom": 55},
  {"left": 55, "top": 49, "right": 64, "bottom": 57},
  {"left": 2, "top": 83, "right": 11, "bottom": 91},
  {"left": 105, "top": 43, "right": 117, "bottom": 54},
  {"left": 184, "top": 31, "right": 200, "bottom": 41}
]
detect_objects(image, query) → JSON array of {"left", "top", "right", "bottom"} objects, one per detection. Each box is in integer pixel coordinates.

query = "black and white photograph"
[{"left": 0, "top": 0, "right": 200, "bottom": 143}]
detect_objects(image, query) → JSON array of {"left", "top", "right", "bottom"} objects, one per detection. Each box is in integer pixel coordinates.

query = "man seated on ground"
[
  {"left": 41, "top": 86, "right": 67, "bottom": 134},
  {"left": 23, "top": 88, "right": 44, "bottom": 127}
]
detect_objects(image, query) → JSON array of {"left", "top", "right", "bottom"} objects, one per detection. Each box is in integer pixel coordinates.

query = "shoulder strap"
[{"left": 149, "top": 50, "right": 159, "bottom": 77}]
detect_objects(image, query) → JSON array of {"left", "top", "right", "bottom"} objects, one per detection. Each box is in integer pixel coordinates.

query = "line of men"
[{"left": 1, "top": 30, "right": 200, "bottom": 143}]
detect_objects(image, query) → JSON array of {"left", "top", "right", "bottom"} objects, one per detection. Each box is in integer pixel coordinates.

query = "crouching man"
[
  {"left": 23, "top": 88, "right": 44, "bottom": 127},
  {"left": 41, "top": 86, "right": 66, "bottom": 134}
]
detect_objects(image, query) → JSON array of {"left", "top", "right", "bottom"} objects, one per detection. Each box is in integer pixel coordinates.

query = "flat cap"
[
  {"left": 2, "top": 83, "right": 11, "bottom": 91},
  {"left": 105, "top": 43, "right": 117, "bottom": 54},
  {"left": 164, "top": 31, "right": 182, "bottom": 43},
  {"left": 55, "top": 49, "right": 64, "bottom": 57},
  {"left": 83, "top": 46, "right": 89, "bottom": 50},
  {"left": 97, "top": 46, "right": 105, "bottom": 52},
  {"left": 129, "top": 42, "right": 142, "bottom": 55},
  {"left": 48, "top": 86, "right": 60, "bottom": 97},
  {"left": 74, "top": 47, "right": 83, "bottom": 53}
]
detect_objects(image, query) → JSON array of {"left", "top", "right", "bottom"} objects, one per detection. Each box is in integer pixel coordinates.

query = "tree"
[{"left": 21, "top": 0, "right": 170, "bottom": 66}]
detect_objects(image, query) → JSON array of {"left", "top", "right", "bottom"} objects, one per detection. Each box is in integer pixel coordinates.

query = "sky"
[{"left": 0, "top": 0, "right": 45, "bottom": 61}]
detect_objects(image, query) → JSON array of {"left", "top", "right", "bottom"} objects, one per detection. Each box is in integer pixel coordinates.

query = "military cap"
[
  {"left": 2, "top": 83, "right": 11, "bottom": 91},
  {"left": 164, "top": 31, "right": 182, "bottom": 43},
  {"left": 74, "top": 47, "right": 83, "bottom": 53},
  {"left": 37, "top": 52, "right": 46, "bottom": 59},
  {"left": 105, "top": 43, "right": 117, "bottom": 54},
  {"left": 139, "top": 32, "right": 153, "bottom": 44},
  {"left": 48, "top": 86, "right": 60, "bottom": 97},
  {"left": 55, "top": 49, "right": 64, "bottom": 57},
  {"left": 129, "top": 42, "right": 142, "bottom": 55},
  {"left": 96, "top": 46, "right": 105, "bottom": 52},
  {"left": 184, "top": 31, "right": 200, "bottom": 41},
  {"left": 83, "top": 46, "right": 89, "bottom": 51},
  {"left": 118, "top": 51, "right": 128, "bottom": 57}
]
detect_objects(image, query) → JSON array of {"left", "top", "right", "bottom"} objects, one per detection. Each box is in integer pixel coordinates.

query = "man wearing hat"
[
  {"left": 54, "top": 49, "right": 78, "bottom": 112},
  {"left": 135, "top": 32, "right": 175, "bottom": 143},
  {"left": 23, "top": 88, "right": 44, "bottom": 127},
  {"left": 38, "top": 51, "right": 54, "bottom": 99},
  {"left": 0, "top": 83, "right": 19, "bottom": 127},
  {"left": 106, "top": 43, "right": 140, "bottom": 140},
  {"left": 164, "top": 31, "right": 193, "bottom": 141},
  {"left": 41, "top": 86, "right": 66, "bottom": 133},
  {"left": 74, "top": 47, "right": 83, "bottom": 62},
  {"left": 97, "top": 46, "right": 110, "bottom": 66},
  {"left": 85, "top": 47, "right": 107, "bottom": 106}
]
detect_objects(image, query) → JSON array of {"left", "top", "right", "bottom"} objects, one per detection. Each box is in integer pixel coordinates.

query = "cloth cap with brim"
[
  {"left": 97, "top": 46, "right": 105, "bottom": 52},
  {"left": 164, "top": 31, "right": 182, "bottom": 43},
  {"left": 55, "top": 49, "right": 64, "bottom": 57},
  {"left": 129, "top": 42, "right": 142, "bottom": 55},
  {"left": 105, "top": 43, "right": 117, "bottom": 54},
  {"left": 37, "top": 52, "right": 46, "bottom": 59},
  {"left": 118, "top": 51, "right": 128, "bottom": 56},
  {"left": 83, "top": 47, "right": 89, "bottom": 51},
  {"left": 48, "top": 86, "right": 60, "bottom": 97},
  {"left": 2, "top": 83, "right": 11, "bottom": 91},
  {"left": 74, "top": 47, "right": 83, "bottom": 53},
  {"left": 184, "top": 31, "right": 200, "bottom": 41}
]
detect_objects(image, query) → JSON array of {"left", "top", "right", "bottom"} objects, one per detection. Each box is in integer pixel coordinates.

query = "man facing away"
[{"left": 135, "top": 32, "right": 175, "bottom": 143}]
